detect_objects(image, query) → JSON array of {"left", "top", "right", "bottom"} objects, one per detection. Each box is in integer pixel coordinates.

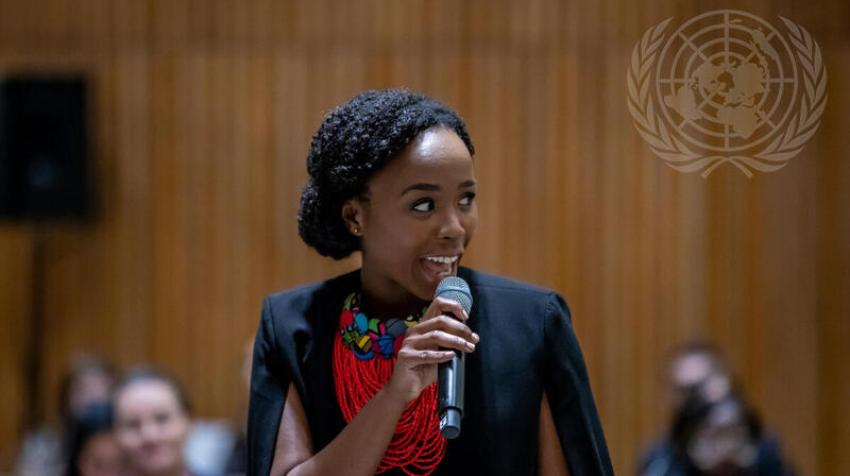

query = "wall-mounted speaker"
[{"left": 0, "top": 76, "right": 92, "bottom": 221}]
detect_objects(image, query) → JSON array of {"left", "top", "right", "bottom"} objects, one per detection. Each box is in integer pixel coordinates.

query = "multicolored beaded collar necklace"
[
  {"left": 337, "top": 293, "right": 421, "bottom": 360},
  {"left": 332, "top": 292, "right": 446, "bottom": 475}
]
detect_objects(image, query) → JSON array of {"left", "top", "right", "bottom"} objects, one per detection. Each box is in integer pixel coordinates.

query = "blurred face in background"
[
  {"left": 114, "top": 380, "right": 190, "bottom": 476},
  {"left": 687, "top": 401, "right": 757, "bottom": 475},
  {"left": 70, "top": 371, "right": 114, "bottom": 418},
  {"left": 78, "top": 431, "right": 126, "bottom": 476},
  {"left": 62, "top": 357, "right": 116, "bottom": 424},
  {"left": 670, "top": 351, "right": 730, "bottom": 408}
]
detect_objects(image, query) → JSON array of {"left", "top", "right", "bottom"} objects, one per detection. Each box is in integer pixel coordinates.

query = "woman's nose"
[
  {"left": 140, "top": 420, "right": 160, "bottom": 440},
  {"left": 438, "top": 209, "right": 465, "bottom": 240}
]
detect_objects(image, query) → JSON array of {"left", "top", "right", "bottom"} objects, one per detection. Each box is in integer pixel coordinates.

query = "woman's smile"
[{"left": 420, "top": 254, "right": 461, "bottom": 283}]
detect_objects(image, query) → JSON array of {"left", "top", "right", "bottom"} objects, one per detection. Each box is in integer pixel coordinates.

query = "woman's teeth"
[
  {"left": 425, "top": 256, "right": 458, "bottom": 264},
  {"left": 423, "top": 256, "right": 458, "bottom": 279}
]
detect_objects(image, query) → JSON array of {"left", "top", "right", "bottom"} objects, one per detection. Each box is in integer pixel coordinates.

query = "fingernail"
[
  {"left": 466, "top": 342, "right": 475, "bottom": 351},
  {"left": 472, "top": 333, "right": 480, "bottom": 343}
]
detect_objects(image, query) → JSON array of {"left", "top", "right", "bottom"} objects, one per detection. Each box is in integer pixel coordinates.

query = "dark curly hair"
[{"left": 298, "top": 89, "right": 475, "bottom": 260}]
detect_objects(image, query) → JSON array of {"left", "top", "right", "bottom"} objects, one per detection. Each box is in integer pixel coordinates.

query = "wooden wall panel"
[
  {"left": 0, "top": 228, "right": 31, "bottom": 463},
  {"left": 0, "top": 0, "right": 848, "bottom": 474}
]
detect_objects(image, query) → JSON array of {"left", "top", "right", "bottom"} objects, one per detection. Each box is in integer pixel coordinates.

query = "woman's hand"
[{"left": 384, "top": 297, "right": 480, "bottom": 404}]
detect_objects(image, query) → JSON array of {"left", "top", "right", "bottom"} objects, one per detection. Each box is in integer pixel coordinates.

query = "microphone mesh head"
[{"left": 434, "top": 277, "right": 472, "bottom": 314}]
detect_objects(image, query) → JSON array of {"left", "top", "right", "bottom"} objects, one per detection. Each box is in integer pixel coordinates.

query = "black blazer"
[{"left": 247, "top": 267, "right": 614, "bottom": 476}]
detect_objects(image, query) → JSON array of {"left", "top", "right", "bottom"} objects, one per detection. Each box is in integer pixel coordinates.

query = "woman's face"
[
  {"left": 114, "top": 380, "right": 190, "bottom": 476},
  {"left": 348, "top": 127, "right": 478, "bottom": 304},
  {"left": 69, "top": 370, "right": 113, "bottom": 419},
  {"left": 688, "top": 402, "right": 757, "bottom": 474},
  {"left": 78, "top": 432, "right": 126, "bottom": 476},
  {"left": 670, "top": 352, "right": 729, "bottom": 407}
]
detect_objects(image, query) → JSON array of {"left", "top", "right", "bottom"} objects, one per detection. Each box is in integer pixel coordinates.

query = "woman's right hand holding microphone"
[{"left": 384, "top": 296, "right": 480, "bottom": 404}]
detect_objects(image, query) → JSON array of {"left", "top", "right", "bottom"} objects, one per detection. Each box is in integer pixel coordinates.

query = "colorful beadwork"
[
  {"left": 338, "top": 293, "right": 420, "bottom": 360},
  {"left": 333, "top": 292, "right": 446, "bottom": 475}
]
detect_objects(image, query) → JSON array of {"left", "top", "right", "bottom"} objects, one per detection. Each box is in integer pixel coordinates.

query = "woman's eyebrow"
[
  {"left": 401, "top": 183, "right": 439, "bottom": 195},
  {"left": 401, "top": 180, "right": 476, "bottom": 195}
]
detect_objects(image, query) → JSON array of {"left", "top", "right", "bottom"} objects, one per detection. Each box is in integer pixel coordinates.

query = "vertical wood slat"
[
  {"left": 0, "top": 1, "right": 847, "bottom": 474},
  {"left": 0, "top": 229, "right": 32, "bottom": 459}
]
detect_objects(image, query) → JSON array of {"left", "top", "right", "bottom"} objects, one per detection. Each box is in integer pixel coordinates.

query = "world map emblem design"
[{"left": 627, "top": 10, "right": 827, "bottom": 177}]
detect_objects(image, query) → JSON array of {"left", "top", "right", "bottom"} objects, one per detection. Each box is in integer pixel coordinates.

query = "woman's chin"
[{"left": 136, "top": 451, "right": 181, "bottom": 475}]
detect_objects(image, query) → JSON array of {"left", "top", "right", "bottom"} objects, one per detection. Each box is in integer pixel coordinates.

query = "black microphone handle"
[
  {"left": 438, "top": 313, "right": 465, "bottom": 439},
  {"left": 433, "top": 276, "right": 472, "bottom": 440}
]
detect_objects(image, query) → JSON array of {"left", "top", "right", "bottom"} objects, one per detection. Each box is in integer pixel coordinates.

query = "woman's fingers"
[
  {"left": 423, "top": 297, "right": 470, "bottom": 322},
  {"left": 397, "top": 348, "right": 456, "bottom": 365},
  {"left": 386, "top": 299, "right": 477, "bottom": 404},
  {"left": 406, "top": 314, "right": 478, "bottom": 344},
  {"left": 405, "top": 329, "right": 476, "bottom": 353}
]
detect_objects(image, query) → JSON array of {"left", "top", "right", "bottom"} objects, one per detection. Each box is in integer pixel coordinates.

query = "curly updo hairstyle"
[{"left": 298, "top": 89, "right": 475, "bottom": 260}]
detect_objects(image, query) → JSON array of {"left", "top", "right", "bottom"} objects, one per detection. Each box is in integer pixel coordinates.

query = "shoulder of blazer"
[
  {"left": 459, "top": 266, "right": 558, "bottom": 302},
  {"left": 262, "top": 267, "right": 562, "bottom": 325},
  {"left": 262, "top": 269, "right": 360, "bottom": 333},
  {"left": 266, "top": 269, "right": 359, "bottom": 304}
]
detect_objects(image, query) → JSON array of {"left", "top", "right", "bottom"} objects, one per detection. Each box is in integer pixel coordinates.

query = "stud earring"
[{"left": 353, "top": 227, "right": 360, "bottom": 235}]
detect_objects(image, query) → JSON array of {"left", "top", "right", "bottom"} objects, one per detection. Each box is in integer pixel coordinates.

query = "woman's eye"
[
  {"left": 411, "top": 198, "right": 434, "bottom": 213},
  {"left": 459, "top": 192, "right": 476, "bottom": 206}
]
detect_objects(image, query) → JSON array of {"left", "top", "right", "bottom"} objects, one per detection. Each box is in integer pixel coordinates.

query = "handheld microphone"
[{"left": 434, "top": 276, "right": 472, "bottom": 439}]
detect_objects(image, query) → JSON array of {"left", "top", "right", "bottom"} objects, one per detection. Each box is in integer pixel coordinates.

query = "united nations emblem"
[{"left": 627, "top": 10, "right": 827, "bottom": 177}]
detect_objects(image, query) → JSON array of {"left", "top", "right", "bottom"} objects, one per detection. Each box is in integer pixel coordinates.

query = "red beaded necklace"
[{"left": 332, "top": 293, "right": 446, "bottom": 475}]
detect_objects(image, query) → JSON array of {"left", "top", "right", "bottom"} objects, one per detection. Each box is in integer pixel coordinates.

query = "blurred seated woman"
[
  {"left": 641, "top": 393, "right": 793, "bottom": 476},
  {"left": 113, "top": 368, "right": 192, "bottom": 476},
  {"left": 66, "top": 402, "right": 125, "bottom": 476},
  {"left": 16, "top": 354, "right": 116, "bottom": 476}
]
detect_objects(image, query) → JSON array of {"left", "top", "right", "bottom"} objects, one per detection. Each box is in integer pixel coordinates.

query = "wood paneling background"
[{"left": 1, "top": 0, "right": 848, "bottom": 474}]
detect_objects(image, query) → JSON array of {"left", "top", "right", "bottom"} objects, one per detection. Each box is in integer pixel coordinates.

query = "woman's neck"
[{"left": 359, "top": 268, "right": 427, "bottom": 320}]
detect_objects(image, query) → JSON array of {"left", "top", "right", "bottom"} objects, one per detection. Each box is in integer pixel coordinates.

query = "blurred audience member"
[
  {"left": 16, "top": 354, "right": 116, "bottom": 476},
  {"left": 184, "top": 422, "right": 237, "bottom": 476},
  {"left": 14, "top": 429, "right": 64, "bottom": 476},
  {"left": 66, "top": 402, "right": 125, "bottom": 476},
  {"left": 639, "top": 342, "right": 794, "bottom": 476},
  {"left": 641, "top": 393, "right": 792, "bottom": 476},
  {"left": 60, "top": 357, "right": 117, "bottom": 425},
  {"left": 113, "top": 368, "right": 192, "bottom": 476},
  {"left": 667, "top": 342, "right": 731, "bottom": 410}
]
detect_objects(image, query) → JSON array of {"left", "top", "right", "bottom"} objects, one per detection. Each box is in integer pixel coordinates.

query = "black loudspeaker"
[{"left": 0, "top": 76, "right": 91, "bottom": 220}]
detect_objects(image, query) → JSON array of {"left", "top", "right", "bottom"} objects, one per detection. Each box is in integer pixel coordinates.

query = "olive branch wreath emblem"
[{"left": 627, "top": 14, "right": 827, "bottom": 178}]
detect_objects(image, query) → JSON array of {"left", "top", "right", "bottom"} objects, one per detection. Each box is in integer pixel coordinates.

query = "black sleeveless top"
[{"left": 247, "top": 268, "right": 614, "bottom": 476}]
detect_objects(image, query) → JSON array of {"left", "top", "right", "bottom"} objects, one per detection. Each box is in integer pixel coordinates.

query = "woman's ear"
[{"left": 341, "top": 199, "right": 365, "bottom": 237}]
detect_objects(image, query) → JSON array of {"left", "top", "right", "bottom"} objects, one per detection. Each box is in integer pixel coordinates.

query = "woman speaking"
[{"left": 247, "top": 90, "right": 613, "bottom": 476}]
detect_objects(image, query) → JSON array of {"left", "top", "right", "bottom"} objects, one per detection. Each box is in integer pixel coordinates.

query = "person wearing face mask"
[
  {"left": 113, "top": 368, "right": 193, "bottom": 476},
  {"left": 247, "top": 89, "right": 613, "bottom": 476}
]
